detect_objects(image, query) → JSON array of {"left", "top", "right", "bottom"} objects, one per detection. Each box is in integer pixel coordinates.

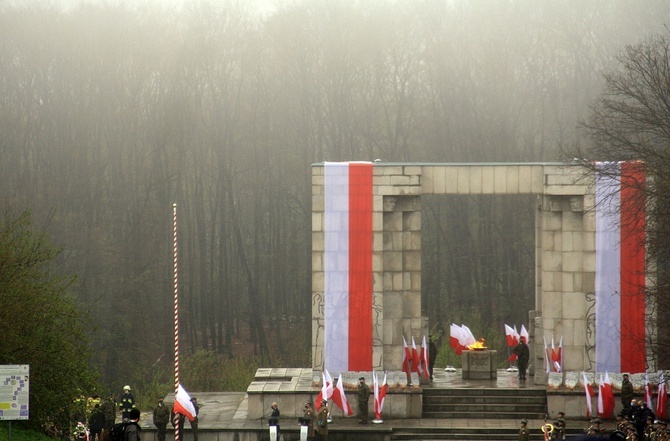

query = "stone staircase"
[{"left": 422, "top": 387, "right": 548, "bottom": 419}]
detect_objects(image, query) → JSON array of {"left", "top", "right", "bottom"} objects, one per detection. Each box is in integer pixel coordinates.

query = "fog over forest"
[{"left": 1, "top": 0, "right": 668, "bottom": 392}]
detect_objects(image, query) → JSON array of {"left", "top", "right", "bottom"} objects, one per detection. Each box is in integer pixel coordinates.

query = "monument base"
[{"left": 461, "top": 350, "right": 497, "bottom": 380}]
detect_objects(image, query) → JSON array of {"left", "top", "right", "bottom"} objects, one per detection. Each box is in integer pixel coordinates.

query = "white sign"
[{"left": 0, "top": 365, "right": 29, "bottom": 420}]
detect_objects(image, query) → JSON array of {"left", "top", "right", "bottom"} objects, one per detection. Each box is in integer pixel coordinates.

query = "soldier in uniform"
[
  {"left": 357, "top": 377, "right": 370, "bottom": 424},
  {"left": 656, "top": 420, "right": 669, "bottom": 441},
  {"left": 315, "top": 400, "right": 329, "bottom": 441},
  {"left": 622, "top": 374, "right": 635, "bottom": 413},
  {"left": 644, "top": 416, "right": 656, "bottom": 441},
  {"left": 617, "top": 411, "right": 629, "bottom": 432},
  {"left": 519, "top": 418, "right": 529, "bottom": 441},
  {"left": 512, "top": 337, "right": 530, "bottom": 380},
  {"left": 302, "top": 402, "right": 314, "bottom": 440},
  {"left": 587, "top": 417, "right": 605, "bottom": 438},
  {"left": 553, "top": 412, "right": 566, "bottom": 440},
  {"left": 152, "top": 396, "right": 170, "bottom": 441}
]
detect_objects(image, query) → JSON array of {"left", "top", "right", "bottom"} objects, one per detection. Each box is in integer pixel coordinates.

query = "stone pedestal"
[{"left": 461, "top": 350, "right": 497, "bottom": 380}]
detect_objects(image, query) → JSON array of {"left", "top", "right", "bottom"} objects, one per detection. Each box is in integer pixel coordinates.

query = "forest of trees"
[{"left": 2, "top": 0, "right": 670, "bottom": 393}]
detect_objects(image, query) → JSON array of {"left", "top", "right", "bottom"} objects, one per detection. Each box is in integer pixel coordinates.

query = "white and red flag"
[
  {"left": 460, "top": 325, "right": 476, "bottom": 348},
  {"left": 373, "top": 371, "right": 388, "bottom": 420},
  {"left": 543, "top": 336, "right": 550, "bottom": 373},
  {"left": 657, "top": 373, "right": 668, "bottom": 419},
  {"left": 420, "top": 335, "right": 430, "bottom": 379},
  {"left": 551, "top": 337, "right": 562, "bottom": 373},
  {"left": 331, "top": 374, "right": 353, "bottom": 416},
  {"left": 520, "top": 325, "right": 529, "bottom": 344},
  {"left": 324, "top": 161, "right": 374, "bottom": 373},
  {"left": 315, "top": 370, "right": 334, "bottom": 410},
  {"left": 173, "top": 384, "right": 198, "bottom": 422},
  {"left": 595, "top": 161, "right": 646, "bottom": 373},
  {"left": 402, "top": 336, "right": 411, "bottom": 374},
  {"left": 411, "top": 336, "right": 421, "bottom": 374},
  {"left": 645, "top": 374, "right": 654, "bottom": 409},
  {"left": 583, "top": 372, "right": 595, "bottom": 418},
  {"left": 450, "top": 324, "right": 466, "bottom": 355},
  {"left": 504, "top": 325, "right": 518, "bottom": 347},
  {"left": 597, "top": 372, "right": 615, "bottom": 419},
  {"left": 513, "top": 325, "right": 520, "bottom": 344}
]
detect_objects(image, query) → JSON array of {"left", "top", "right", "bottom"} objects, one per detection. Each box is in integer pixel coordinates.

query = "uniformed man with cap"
[
  {"left": 315, "top": 399, "right": 329, "bottom": 440},
  {"left": 587, "top": 417, "right": 604, "bottom": 437},
  {"left": 153, "top": 395, "right": 170, "bottom": 441},
  {"left": 357, "top": 376, "right": 370, "bottom": 424},
  {"left": 657, "top": 420, "right": 669, "bottom": 441},
  {"left": 519, "top": 418, "right": 529, "bottom": 441}
]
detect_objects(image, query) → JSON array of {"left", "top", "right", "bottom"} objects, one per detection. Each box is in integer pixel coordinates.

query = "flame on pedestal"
[{"left": 467, "top": 338, "right": 488, "bottom": 350}]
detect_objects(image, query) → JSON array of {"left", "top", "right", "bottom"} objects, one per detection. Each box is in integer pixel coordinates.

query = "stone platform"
[
  {"left": 134, "top": 368, "right": 620, "bottom": 441},
  {"left": 461, "top": 349, "right": 497, "bottom": 379}
]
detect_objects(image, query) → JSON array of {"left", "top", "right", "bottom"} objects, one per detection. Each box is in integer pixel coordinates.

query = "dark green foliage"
[
  {"left": 0, "top": 422, "right": 54, "bottom": 441},
  {"left": 0, "top": 212, "right": 98, "bottom": 433}
]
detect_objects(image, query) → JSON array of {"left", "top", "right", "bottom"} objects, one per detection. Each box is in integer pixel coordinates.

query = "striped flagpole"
[{"left": 172, "top": 203, "right": 180, "bottom": 441}]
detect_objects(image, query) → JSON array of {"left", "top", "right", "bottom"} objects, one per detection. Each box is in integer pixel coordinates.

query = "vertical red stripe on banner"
[
  {"left": 620, "top": 161, "right": 646, "bottom": 373},
  {"left": 348, "top": 163, "right": 373, "bottom": 370}
]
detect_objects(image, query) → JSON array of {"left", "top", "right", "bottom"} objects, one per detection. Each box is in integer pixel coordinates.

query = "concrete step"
[
  {"left": 390, "top": 427, "right": 584, "bottom": 440},
  {"left": 422, "top": 387, "right": 548, "bottom": 420}
]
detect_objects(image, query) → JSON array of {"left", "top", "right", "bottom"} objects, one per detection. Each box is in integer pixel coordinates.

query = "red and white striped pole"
[{"left": 172, "top": 203, "right": 180, "bottom": 441}]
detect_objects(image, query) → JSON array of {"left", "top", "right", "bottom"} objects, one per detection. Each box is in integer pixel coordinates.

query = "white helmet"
[{"left": 123, "top": 385, "right": 131, "bottom": 391}]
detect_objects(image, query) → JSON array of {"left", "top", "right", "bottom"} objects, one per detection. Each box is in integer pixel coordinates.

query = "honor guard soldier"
[{"left": 519, "top": 419, "right": 529, "bottom": 441}]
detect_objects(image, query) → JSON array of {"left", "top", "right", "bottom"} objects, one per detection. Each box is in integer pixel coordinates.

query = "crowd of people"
[
  {"left": 611, "top": 399, "right": 669, "bottom": 441},
  {"left": 71, "top": 386, "right": 199, "bottom": 441}
]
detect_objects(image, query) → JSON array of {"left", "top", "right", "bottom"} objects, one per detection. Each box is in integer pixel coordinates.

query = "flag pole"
[{"left": 172, "top": 203, "right": 181, "bottom": 441}]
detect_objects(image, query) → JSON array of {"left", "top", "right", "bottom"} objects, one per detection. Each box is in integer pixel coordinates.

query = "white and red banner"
[
  {"left": 583, "top": 372, "right": 595, "bottom": 418},
  {"left": 450, "top": 324, "right": 476, "bottom": 355},
  {"left": 597, "top": 373, "right": 615, "bottom": 419},
  {"left": 174, "top": 384, "right": 198, "bottom": 422},
  {"left": 411, "top": 336, "right": 421, "bottom": 374},
  {"left": 315, "top": 370, "right": 334, "bottom": 410},
  {"left": 373, "top": 370, "right": 388, "bottom": 420},
  {"left": 657, "top": 373, "right": 667, "bottom": 419},
  {"left": 519, "top": 325, "right": 529, "bottom": 343},
  {"left": 595, "top": 161, "right": 646, "bottom": 373},
  {"left": 402, "top": 336, "right": 411, "bottom": 374},
  {"left": 645, "top": 374, "right": 654, "bottom": 409},
  {"left": 331, "top": 373, "right": 353, "bottom": 416},
  {"left": 420, "top": 335, "right": 430, "bottom": 379},
  {"left": 504, "top": 324, "right": 518, "bottom": 347},
  {"left": 450, "top": 324, "right": 465, "bottom": 355},
  {"left": 324, "top": 162, "right": 374, "bottom": 373},
  {"left": 551, "top": 337, "right": 562, "bottom": 373}
]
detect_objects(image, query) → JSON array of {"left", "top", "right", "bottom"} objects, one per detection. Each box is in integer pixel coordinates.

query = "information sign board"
[{"left": 0, "top": 365, "right": 29, "bottom": 420}]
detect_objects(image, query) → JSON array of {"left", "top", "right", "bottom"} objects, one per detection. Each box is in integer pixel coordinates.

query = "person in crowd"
[
  {"left": 357, "top": 377, "right": 370, "bottom": 424},
  {"left": 512, "top": 337, "right": 530, "bottom": 381},
  {"left": 302, "top": 402, "right": 314, "bottom": 440},
  {"left": 519, "top": 418, "right": 529, "bottom": 441},
  {"left": 125, "top": 409, "right": 141, "bottom": 441},
  {"left": 101, "top": 393, "right": 117, "bottom": 441},
  {"left": 119, "top": 386, "right": 136, "bottom": 422},
  {"left": 87, "top": 392, "right": 102, "bottom": 418},
  {"left": 152, "top": 396, "right": 170, "bottom": 441},
  {"left": 88, "top": 403, "right": 106, "bottom": 441},
  {"left": 268, "top": 401, "right": 280, "bottom": 440},
  {"left": 621, "top": 374, "right": 634, "bottom": 412},
  {"left": 189, "top": 397, "right": 200, "bottom": 441},
  {"left": 315, "top": 399, "right": 329, "bottom": 441}
]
